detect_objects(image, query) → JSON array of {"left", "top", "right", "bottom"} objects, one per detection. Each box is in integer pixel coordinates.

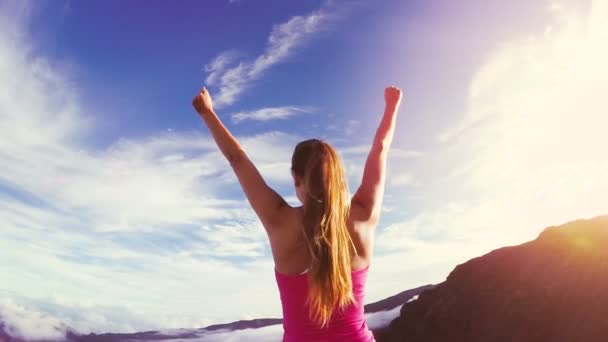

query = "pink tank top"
[{"left": 274, "top": 265, "right": 376, "bottom": 342}]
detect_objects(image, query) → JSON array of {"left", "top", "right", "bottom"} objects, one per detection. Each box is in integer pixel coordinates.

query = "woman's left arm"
[{"left": 192, "top": 87, "right": 289, "bottom": 231}]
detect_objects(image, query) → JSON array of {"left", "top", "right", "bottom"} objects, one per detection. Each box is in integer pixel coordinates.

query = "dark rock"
[{"left": 381, "top": 215, "right": 608, "bottom": 342}]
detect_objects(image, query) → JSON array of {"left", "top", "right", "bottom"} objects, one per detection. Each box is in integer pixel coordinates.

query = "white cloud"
[
  {"left": 249, "top": 12, "right": 325, "bottom": 78},
  {"left": 390, "top": 149, "right": 424, "bottom": 158},
  {"left": 198, "top": 325, "right": 284, "bottom": 342},
  {"left": 0, "top": 27, "right": 299, "bottom": 232},
  {"left": 238, "top": 131, "right": 302, "bottom": 184},
  {"left": 364, "top": 306, "right": 401, "bottom": 331},
  {"left": 232, "top": 106, "right": 314, "bottom": 123},
  {"left": 204, "top": 6, "right": 333, "bottom": 107},
  {"left": 450, "top": 0, "right": 608, "bottom": 232},
  {"left": 196, "top": 218, "right": 269, "bottom": 257},
  {"left": 390, "top": 172, "right": 414, "bottom": 186},
  {"left": 0, "top": 299, "right": 71, "bottom": 341},
  {"left": 375, "top": 202, "right": 515, "bottom": 254},
  {"left": 340, "top": 145, "right": 423, "bottom": 159},
  {"left": 344, "top": 119, "right": 361, "bottom": 136},
  {"left": 205, "top": 51, "right": 238, "bottom": 85},
  {"left": 0, "top": 218, "right": 282, "bottom": 332}
]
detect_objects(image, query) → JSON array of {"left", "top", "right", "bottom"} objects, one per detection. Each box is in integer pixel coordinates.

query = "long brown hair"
[{"left": 291, "top": 139, "right": 357, "bottom": 328}]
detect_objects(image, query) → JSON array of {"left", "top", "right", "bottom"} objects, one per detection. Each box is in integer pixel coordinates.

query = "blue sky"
[{"left": 1, "top": 0, "right": 607, "bottom": 337}]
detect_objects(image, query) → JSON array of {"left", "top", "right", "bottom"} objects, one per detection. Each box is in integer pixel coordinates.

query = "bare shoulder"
[
  {"left": 262, "top": 201, "right": 299, "bottom": 231},
  {"left": 264, "top": 204, "right": 304, "bottom": 245},
  {"left": 267, "top": 205, "right": 309, "bottom": 272}
]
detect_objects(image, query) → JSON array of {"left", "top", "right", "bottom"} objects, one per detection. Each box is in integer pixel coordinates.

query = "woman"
[{"left": 192, "top": 85, "right": 402, "bottom": 341}]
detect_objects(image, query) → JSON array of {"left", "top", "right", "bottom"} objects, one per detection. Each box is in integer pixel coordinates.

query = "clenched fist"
[
  {"left": 384, "top": 86, "right": 402, "bottom": 108},
  {"left": 192, "top": 87, "right": 214, "bottom": 115}
]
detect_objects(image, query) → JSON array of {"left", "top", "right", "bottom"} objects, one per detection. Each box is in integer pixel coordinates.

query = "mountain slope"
[{"left": 382, "top": 215, "right": 608, "bottom": 342}]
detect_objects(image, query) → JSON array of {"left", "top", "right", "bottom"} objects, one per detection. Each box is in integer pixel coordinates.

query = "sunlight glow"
[
  {"left": 573, "top": 235, "right": 593, "bottom": 250},
  {"left": 447, "top": 0, "right": 608, "bottom": 238}
]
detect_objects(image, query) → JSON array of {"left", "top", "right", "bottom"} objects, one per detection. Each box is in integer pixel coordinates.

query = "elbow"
[
  {"left": 366, "top": 206, "right": 381, "bottom": 225},
  {"left": 373, "top": 137, "right": 390, "bottom": 154},
  {"left": 227, "top": 149, "right": 246, "bottom": 166}
]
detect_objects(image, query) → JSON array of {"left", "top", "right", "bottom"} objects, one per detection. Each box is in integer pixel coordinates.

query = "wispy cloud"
[
  {"left": 205, "top": 50, "right": 239, "bottom": 85},
  {"left": 204, "top": 5, "right": 334, "bottom": 107},
  {"left": 390, "top": 172, "right": 414, "bottom": 186},
  {"left": 344, "top": 119, "right": 361, "bottom": 136},
  {"left": 340, "top": 145, "right": 424, "bottom": 159},
  {"left": 328, "top": 119, "right": 362, "bottom": 136},
  {"left": 232, "top": 106, "right": 314, "bottom": 123}
]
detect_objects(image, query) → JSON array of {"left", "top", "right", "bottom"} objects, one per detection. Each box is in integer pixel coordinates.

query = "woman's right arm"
[{"left": 351, "top": 86, "right": 403, "bottom": 226}]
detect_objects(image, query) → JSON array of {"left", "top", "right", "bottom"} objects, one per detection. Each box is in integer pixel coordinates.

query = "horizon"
[{"left": 1, "top": 0, "right": 607, "bottom": 337}]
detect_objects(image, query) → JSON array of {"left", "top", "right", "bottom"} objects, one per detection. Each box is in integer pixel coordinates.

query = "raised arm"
[
  {"left": 192, "top": 87, "right": 289, "bottom": 231},
  {"left": 351, "top": 86, "right": 403, "bottom": 225}
]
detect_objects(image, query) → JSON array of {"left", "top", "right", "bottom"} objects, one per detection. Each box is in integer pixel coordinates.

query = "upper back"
[{"left": 270, "top": 203, "right": 374, "bottom": 276}]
